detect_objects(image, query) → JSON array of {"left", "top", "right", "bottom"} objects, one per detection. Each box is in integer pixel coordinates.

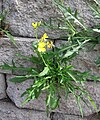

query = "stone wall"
[
  {"left": 0, "top": 0, "right": 100, "bottom": 120},
  {"left": 0, "top": 1, "right": 2, "bottom": 12},
  {"left": 3, "top": 0, "right": 100, "bottom": 38}
]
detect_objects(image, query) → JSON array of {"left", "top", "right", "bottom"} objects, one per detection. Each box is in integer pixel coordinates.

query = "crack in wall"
[{"left": 3, "top": 73, "right": 13, "bottom": 102}]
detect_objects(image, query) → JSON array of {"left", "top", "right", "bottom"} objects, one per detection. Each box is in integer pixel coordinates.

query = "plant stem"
[{"left": 40, "top": 53, "right": 48, "bottom": 67}]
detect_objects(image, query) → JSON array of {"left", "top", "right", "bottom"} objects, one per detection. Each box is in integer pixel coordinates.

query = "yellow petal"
[
  {"left": 43, "top": 33, "right": 48, "bottom": 39},
  {"left": 38, "top": 47, "right": 46, "bottom": 52},
  {"left": 40, "top": 33, "right": 48, "bottom": 42},
  {"left": 32, "top": 21, "right": 41, "bottom": 29},
  {"left": 32, "top": 22, "right": 38, "bottom": 29},
  {"left": 47, "top": 41, "right": 53, "bottom": 48},
  {"left": 38, "top": 42, "right": 46, "bottom": 48},
  {"left": 37, "top": 21, "right": 41, "bottom": 27}
]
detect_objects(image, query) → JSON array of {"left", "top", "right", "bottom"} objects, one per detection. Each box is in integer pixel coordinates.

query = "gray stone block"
[
  {"left": 3, "top": 0, "right": 60, "bottom": 38},
  {"left": 0, "top": 37, "right": 35, "bottom": 74},
  {"left": 3, "top": 0, "right": 99, "bottom": 38},
  {"left": 86, "top": 112, "right": 100, "bottom": 120},
  {"left": 0, "top": 0, "right": 2, "bottom": 12},
  {"left": 56, "top": 82, "right": 100, "bottom": 116},
  {"left": 0, "top": 101, "right": 50, "bottom": 120},
  {"left": 0, "top": 73, "right": 6, "bottom": 99},
  {"left": 51, "top": 112, "right": 100, "bottom": 120},
  {"left": 55, "top": 40, "right": 100, "bottom": 77},
  {"left": 0, "top": 37, "right": 100, "bottom": 77},
  {"left": 6, "top": 74, "right": 46, "bottom": 111},
  {"left": 6, "top": 74, "right": 100, "bottom": 116},
  {"left": 51, "top": 112, "right": 87, "bottom": 120},
  {"left": 0, "top": 0, "right": 2, "bottom": 28}
]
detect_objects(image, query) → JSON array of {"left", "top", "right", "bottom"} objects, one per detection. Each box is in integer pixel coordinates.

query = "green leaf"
[
  {"left": 88, "top": 96, "right": 98, "bottom": 112},
  {"left": 63, "top": 40, "right": 89, "bottom": 58},
  {"left": 93, "top": 29, "right": 100, "bottom": 33},
  {"left": 67, "top": 71, "right": 77, "bottom": 83},
  {"left": 1, "top": 62, "right": 36, "bottom": 73},
  {"left": 39, "top": 67, "right": 49, "bottom": 77},
  {"left": 4, "top": 30, "right": 17, "bottom": 46},
  {"left": 21, "top": 91, "right": 27, "bottom": 97},
  {"left": 9, "top": 75, "right": 34, "bottom": 83},
  {"left": 54, "top": 1, "right": 87, "bottom": 30},
  {"left": 95, "top": 57, "right": 100, "bottom": 64},
  {"left": 9, "top": 76, "right": 28, "bottom": 83},
  {"left": 50, "top": 96, "right": 59, "bottom": 110},
  {"left": 76, "top": 96, "right": 83, "bottom": 117},
  {"left": 74, "top": 9, "right": 78, "bottom": 18},
  {"left": 0, "top": 63, "right": 12, "bottom": 70},
  {"left": 34, "top": 88, "right": 42, "bottom": 99},
  {"left": 67, "top": 7, "right": 72, "bottom": 14},
  {"left": 46, "top": 94, "right": 51, "bottom": 107},
  {"left": 63, "top": 49, "right": 77, "bottom": 58},
  {"left": 91, "top": 76, "right": 100, "bottom": 81},
  {"left": 22, "top": 97, "right": 31, "bottom": 105}
]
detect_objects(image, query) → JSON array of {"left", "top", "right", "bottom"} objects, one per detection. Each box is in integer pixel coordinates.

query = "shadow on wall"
[{"left": 87, "top": 111, "right": 100, "bottom": 120}]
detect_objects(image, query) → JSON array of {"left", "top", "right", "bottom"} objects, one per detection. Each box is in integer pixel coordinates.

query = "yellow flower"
[
  {"left": 38, "top": 42, "right": 46, "bottom": 52},
  {"left": 47, "top": 41, "right": 53, "bottom": 48},
  {"left": 37, "top": 21, "right": 41, "bottom": 27},
  {"left": 38, "top": 42, "right": 46, "bottom": 48},
  {"left": 32, "top": 21, "right": 41, "bottom": 29},
  {"left": 40, "top": 33, "right": 48, "bottom": 42},
  {"left": 37, "top": 33, "right": 49, "bottom": 52},
  {"left": 38, "top": 47, "right": 46, "bottom": 52}
]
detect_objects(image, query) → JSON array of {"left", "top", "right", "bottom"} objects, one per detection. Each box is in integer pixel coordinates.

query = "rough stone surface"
[
  {"left": 3, "top": 0, "right": 60, "bottom": 38},
  {"left": 0, "top": 100, "right": 50, "bottom": 120},
  {"left": 0, "top": 74, "right": 6, "bottom": 99},
  {"left": 72, "top": 45, "right": 100, "bottom": 77},
  {"left": 86, "top": 112, "right": 100, "bottom": 120},
  {"left": 6, "top": 74, "right": 46, "bottom": 111},
  {"left": 0, "top": 0, "right": 2, "bottom": 12},
  {"left": 0, "top": 37, "right": 35, "bottom": 74},
  {"left": 51, "top": 112, "right": 87, "bottom": 120},
  {"left": 56, "top": 82, "right": 100, "bottom": 116},
  {"left": 0, "top": 0, "right": 2, "bottom": 28},
  {"left": 51, "top": 112, "right": 100, "bottom": 120},
  {"left": 0, "top": 37, "right": 100, "bottom": 77},
  {"left": 6, "top": 74, "right": 100, "bottom": 116},
  {"left": 63, "top": 0, "right": 100, "bottom": 26},
  {"left": 55, "top": 40, "right": 100, "bottom": 77},
  {"left": 3, "top": 0, "right": 100, "bottom": 38}
]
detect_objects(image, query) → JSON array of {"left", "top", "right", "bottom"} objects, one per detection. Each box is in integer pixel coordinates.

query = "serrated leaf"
[
  {"left": 39, "top": 67, "right": 49, "bottom": 77},
  {"left": 54, "top": 1, "right": 87, "bottom": 30},
  {"left": 63, "top": 49, "right": 77, "bottom": 58}
]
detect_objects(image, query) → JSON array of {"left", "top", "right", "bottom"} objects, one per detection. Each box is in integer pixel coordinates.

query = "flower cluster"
[
  {"left": 38, "top": 33, "right": 53, "bottom": 52},
  {"left": 32, "top": 21, "right": 41, "bottom": 29},
  {"left": 32, "top": 21, "right": 54, "bottom": 52}
]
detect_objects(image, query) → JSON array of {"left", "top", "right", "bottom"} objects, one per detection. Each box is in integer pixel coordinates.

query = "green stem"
[
  {"left": 40, "top": 53, "right": 48, "bottom": 67},
  {"left": 35, "top": 29, "right": 38, "bottom": 40}
]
